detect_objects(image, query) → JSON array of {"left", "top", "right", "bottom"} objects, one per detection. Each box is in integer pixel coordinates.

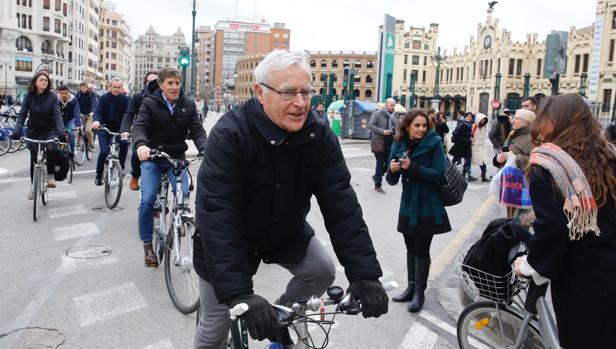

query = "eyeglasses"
[{"left": 260, "top": 82, "right": 315, "bottom": 101}]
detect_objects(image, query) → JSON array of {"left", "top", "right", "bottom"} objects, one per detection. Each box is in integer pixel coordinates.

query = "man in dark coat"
[
  {"left": 132, "top": 67, "right": 207, "bottom": 267},
  {"left": 193, "top": 50, "right": 388, "bottom": 348},
  {"left": 92, "top": 78, "right": 129, "bottom": 185},
  {"left": 75, "top": 82, "right": 98, "bottom": 151},
  {"left": 314, "top": 102, "right": 328, "bottom": 124},
  {"left": 57, "top": 85, "right": 81, "bottom": 154},
  {"left": 120, "top": 71, "right": 158, "bottom": 191},
  {"left": 368, "top": 98, "right": 398, "bottom": 193},
  {"left": 449, "top": 112, "right": 476, "bottom": 181}
]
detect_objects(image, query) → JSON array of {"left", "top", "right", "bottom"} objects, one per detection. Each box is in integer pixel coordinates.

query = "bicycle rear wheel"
[
  {"left": 0, "top": 132, "right": 10, "bottom": 155},
  {"left": 67, "top": 156, "right": 74, "bottom": 184},
  {"left": 8, "top": 138, "right": 20, "bottom": 153},
  {"left": 74, "top": 133, "right": 86, "bottom": 166},
  {"left": 164, "top": 216, "right": 200, "bottom": 314},
  {"left": 104, "top": 160, "right": 123, "bottom": 209},
  {"left": 457, "top": 301, "right": 545, "bottom": 349},
  {"left": 32, "top": 167, "right": 40, "bottom": 222}
]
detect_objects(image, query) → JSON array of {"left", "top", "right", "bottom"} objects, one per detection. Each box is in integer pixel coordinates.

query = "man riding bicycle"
[
  {"left": 192, "top": 51, "right": 389, "bottom": 348},
  {"left": 57, "top": 85, "right": 81, "bottom": 154},
  {"left": 131, "top": 67, "right": 207, "bottom": 268},
  {"left": 75, "top": 82, "right": 97, "bottom": 152},
  {"left": 92, "top": 78, "right": 129, "bottom": 186}
]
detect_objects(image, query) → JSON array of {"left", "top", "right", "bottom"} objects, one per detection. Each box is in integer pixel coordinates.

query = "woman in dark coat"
[
  {"left": 12, "top": 71, "right": 65, "bottom": 198},
  {"left": 449, "top": 112, "right": 476, "bottom": 181},
  {"left": 514, "top": 94, "right": 616, "bottom": 348},
  {"left": 386, "top": 109, "right": 451, "bottom": 313}
]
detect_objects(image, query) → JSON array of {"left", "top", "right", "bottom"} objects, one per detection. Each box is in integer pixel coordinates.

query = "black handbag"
[{"left": 438, "top": 158, "right": 467, "bottom": 206}]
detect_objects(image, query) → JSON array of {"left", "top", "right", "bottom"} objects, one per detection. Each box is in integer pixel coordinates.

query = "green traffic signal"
[
  {"left": 179, "top": 57, "right": 190, "bottom": 66},
  {"left": 179, "top": 47, "right": 190, "bottom": 67}
]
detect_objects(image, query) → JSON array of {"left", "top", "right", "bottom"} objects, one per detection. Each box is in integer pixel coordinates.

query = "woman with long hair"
[
  {"left": 514, "top": 93, "right": 616, "bottom": 347},
  {"left": 386, "top": 109, "right": 451, "bottom": 313},
  {"left": 12, "top": 71, "right": 66, "bottom": 198},
  {"left": 470, "top": 113, "right": 489, "bottom": 182}
]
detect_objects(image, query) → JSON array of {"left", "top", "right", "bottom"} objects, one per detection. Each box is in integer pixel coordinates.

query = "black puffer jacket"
[
  {"left": 131, "top": 88, "right": 207, "bottom": 159},
  {"left": 13, "top": 90, "right": 65, "bottom": 138},
  {"left": 120, "top": 80, "right": 157, "bottom": 134},
  {"left": 193, "top": 99, "right": 383, "bottom": 303}
]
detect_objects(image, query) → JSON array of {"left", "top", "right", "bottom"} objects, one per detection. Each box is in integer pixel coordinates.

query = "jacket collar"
[
  {"left": 244, "top": 99, "right": 318, "bottom": 147},
  {"left": 399, "top": 129, "right": 441, "bottom": 159},
  {"left": 150, "top": 88, "right": 184, "bottom": 109}
]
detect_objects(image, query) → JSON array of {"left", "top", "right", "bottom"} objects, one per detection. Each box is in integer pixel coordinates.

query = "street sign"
[
  {"left": 491, "top": 99, "right": 501, "bottom": 109},
  {"left": 377, "top": 14, "right": 396, "bottom": 103}
]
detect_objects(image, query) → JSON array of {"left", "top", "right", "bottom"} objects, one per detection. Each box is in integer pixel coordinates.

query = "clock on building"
[{"left": 483, "top": 35, "right": 492, "bottom": 49}]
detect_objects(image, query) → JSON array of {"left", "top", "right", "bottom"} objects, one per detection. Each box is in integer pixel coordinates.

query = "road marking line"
[
  {"left": 344, "top": 152, "right": 372, "bottom": 159},
  {"left": 143, "top": 338, "right": 175, "bottom": 349},
  {"left": 73, "top": 282, "right": 147, "bottom": 327},
  {"left": 398, "top": 322, "right": 438, "bottom": 349},
  {"left": 48, "top": 190, "right": 78, "bottom": 200},
  {"left": 53, "top": 223, "right": 100, "bottom": 241},
  {"left": 430, "top": 196, "right": 496, "bottom": 279},
  {"left": 60, "top": 255, "right": 118, "bottom": 274},
  {"left": 349, "top": 167, "right": 374, "bottom": 173},
  {"left": 48, "top": 204, "right": 87, "bottom": 219},
  {"left": 419, "top": 311, "right": 490, "bottom": 349},
  {"left": 0, "top": 170, "right": 96, "bottom": 184}
]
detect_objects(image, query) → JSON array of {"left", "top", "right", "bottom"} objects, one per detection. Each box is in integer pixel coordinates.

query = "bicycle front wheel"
[
  {"left": 67, "top": 156, "right": 74, "bottom": 184},
  {"left": 457, "top": 301, "right": 545, "bottom": 349},
  {"left": 32, "top": 167, "right": 40, "bottom": 222},
  {"left": 74, "top": 134, "right": 86, "bottom": 165},
  {"left": 104, "top": 160, "right": 123, "bottom": 209},
  {"left": 0, "top": 133, "right": 10, "bottom": 155},
  {"left": 41, "top": 165, "right": 48, "bottom": 206},
  {"left": 164, "top": 216, "right": 200, "bottom": 314}
]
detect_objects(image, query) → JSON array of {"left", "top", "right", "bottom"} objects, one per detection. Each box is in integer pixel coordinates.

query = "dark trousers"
[
  {"left": 463, "top": 156, "right": 471, "bottom": 175},
  {"left": 372, "top": 139, "right": 393, "bottom": 188},
  {"left": 403, "top": 233, "right": 434, "bottom": 258},
  {"left": 28, "top": 143, "right": 57, "bottom": 182},
  {"left": 96, "top": 129, "right": 128, "bottom": 177},
  {"left": 130, "top": 144, "right": 141, "bottom": 177}
]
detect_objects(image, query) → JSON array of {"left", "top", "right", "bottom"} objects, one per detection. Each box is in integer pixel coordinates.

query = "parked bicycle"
[
  {"left": 98, "top": 126, "right": 125, "bottom": 209},
  {"left": 456, "top": 245, "right": 561, "bottom": 349},
  {"left": 222, "top": 281, "right": 397, "bottom": 349},
  {"left": 150, "top": 149, "right": 201, "bottom": 314},
  {"left": 22, "top": 137, "right": 58, "bottom": 222}
]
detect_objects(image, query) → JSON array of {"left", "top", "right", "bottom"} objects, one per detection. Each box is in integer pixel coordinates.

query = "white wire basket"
[{"left": 456, "top": 251, "right": 528, "bottom": 304}]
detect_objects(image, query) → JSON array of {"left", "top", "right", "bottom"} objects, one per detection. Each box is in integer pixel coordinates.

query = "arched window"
[
  {"left": 343, "top": 60, "right": 350, "bottom": 68},
  {"left": 365, "top": 89, "right": 373, "bottom": 98},
  {"left": 56, "top": 42, "right": 64, "bottom": 57},
  {"left": 41, "top": 40, "right": 53, "bottom": 54},
  {"left": 332, "top": 60, "right": 338, "bottom": 68},
  {"left": 310, "top": 60, "right": 316, "bottom": 68},
  {"left": 354, "top": 89, "right": 360, "bottom": 98},
  {"left": 366, "top": 75, "right": 373, "bottom": 83},
  {"left": 354, "top": 75, "right": 361, "bottom": 83},
  {"left": 354, "top": 60, "right": 362, "bottom": 69},
  {"left": 319, "top": 88, "right": 324, "bottom": 95},
  {"left": 15, "top": 36, "right": 33, "bottom": 52},
  {"left": 320, "top": 60, "right": 327, "bottom": 68},
  {"left": 367, "top": 61, "right": 374, "bottom": 69}
]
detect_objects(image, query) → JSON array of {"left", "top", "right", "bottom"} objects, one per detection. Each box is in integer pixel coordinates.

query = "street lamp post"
[
  {"left": 385, "top": 72, "right": 392, "bottom": 99},
  {"left": 579, "top": 73, "right": 588, "bottom": 97},
  {"left": 493, "top": 72, "right": 502, "bottom": 119},
  {"left": 431, "top": 47, "right": 444, "bottom": 110},
  {"left": 190, "top": 0, "right": 197, "bottom": 96},
  {"left": 523, "top": 73, "right": 531, "bottom": 98},
  {"left": 409, "top": 71, "right": 417, "bottom": 109},
  {"left": 0, "top": 63, "right": 13, "bottom": 98}
]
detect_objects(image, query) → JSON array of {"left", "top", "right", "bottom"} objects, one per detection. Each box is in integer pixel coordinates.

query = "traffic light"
[{"left": 179, "top": 47, "right": 190, "bottom": 67}]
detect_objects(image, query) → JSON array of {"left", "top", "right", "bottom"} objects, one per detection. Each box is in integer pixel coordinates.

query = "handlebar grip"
[{"left": 230, "top": 303, "right": 249, "bottom": 320}]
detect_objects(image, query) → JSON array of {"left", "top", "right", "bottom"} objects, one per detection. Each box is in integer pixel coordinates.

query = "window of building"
[
  {"left": 310, "top": 60, "right": 316, "bottom": 68},
  {"left": 404, "top": 42, "right": 410, "bottom": 49},
  {"left": 54, "top": 19, "right": 61, "bottom": 33},
  {"left": 112, "top": 20, "right": 117, "bottom": 25},
  {"left": 21, "top": 14, "right": 27, "bottom": 28},
  {"left": 43, "top": 0, "right": 50, "bottom": 9},
  {"left": 403, "top": 69, "right": 407, "bottom": 82},
  {"left": 63, "top": 3, "right": 67, "bottom": 16},
  {"left": 603, "top": 89, "right": 612, "bottom": 112},
  {"left": 412, "top": 41, "right": 421, "bottom": 50},
  {"left": 537, "top": 58, "right": 542, "bottom": 76},
  {"left": 583, "top": 53, "right": 589, "bottom": 73},
  {"left": 354, "top": 75, "right": 360, "bottom": 83},
  {"left": 367, "top": 61, "right": 374, "bottom": 69},
  {"left": 63, "top": 23, "right": 67, "bottom": 37},
  {"left": 366, "top": 75, "right": 373, "bottom": 83},
  {"left": 422, "top": 70, "right": 426, "bottom": 82},
  {"left": 423, "top": 56, "right": 427, "bottom": 66},
  {"left": 610, "top": 39, "right": 615, "bottom": 62},
  {"left": 365, "top": 89, "right": 372, "bottom": 98},
  {"left": 516, "top": 59, "right": 522, "bottom": 76},
  {"left": 320, "top": 59, "right": 327, "bottom": 68},
  {"left": 613, "top": 11, "right": 616, "bottom": 29},
  {"left": 41, "top": 40, "right": 53, "bottom": 54},
  {"left": 489, "top": 59, "right": 493, "bottom": 76},
  {"left": 55, "top": 0, "right": 61, "bottom": 11},
  {"left": 412, "top": 55, "right": 419, "bottom": 65},
  {"left": 404, "top": 55, "right": 408, "bottom": 64},
  {"left": 574, "top": 55, "right": 580, "bottom": 73},
  {"left": 331, "top": 60, "right": 338, "bottom": 68},
  {"left": 15, "top": 57, "right": 32, "bottom": 71},
  {"left": 28, "top": 15, "right": 32, "bottom": 29},
  {"left": 343, "top": 60, "right": 350, "bottom": 68},
  {"left": 508, "top": 58, "right": 515, "bottom": 75},
  {"left": 43, "top": 16, "right": 50, "bottom": 31},
  {"left": 355, "top": 60, "right": 361, "bottom": 69}
]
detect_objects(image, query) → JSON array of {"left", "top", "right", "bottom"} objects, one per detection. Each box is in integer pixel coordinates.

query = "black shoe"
[
  {"left": 393, "top": 252, "right": 415, "bottom": 302},
  {"left": 481, "top": 176, "right": 489, "bottom": 182},
  {"left": 467, "top": 175, "right": 478, "bottom": 182},
  {"left": 94, "top": 177, "right": 103, "bottom": 186},
  {"left": 408, "top": 257, "right": 430, "bottom": 313},
  {"left": 374, "top": 186, "right": 385, "bottom": 193}
]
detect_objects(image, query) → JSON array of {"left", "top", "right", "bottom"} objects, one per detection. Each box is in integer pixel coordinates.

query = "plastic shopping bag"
[
  {"left": 488, "top": 166, "right": 503, "bottom": 198},
  {"left": 499, "top": 153, "right": 533, "bottom": 209}
]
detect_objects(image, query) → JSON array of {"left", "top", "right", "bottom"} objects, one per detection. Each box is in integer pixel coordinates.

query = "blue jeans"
[
  {"left": 96, "top": 129, "right": 128, "bottom": 177},
  {"left": 138, "top": 160, "right": 189, "bottom": 242},
  {"left": 63, "top": 120, "right": 75, "bottom": 153}
]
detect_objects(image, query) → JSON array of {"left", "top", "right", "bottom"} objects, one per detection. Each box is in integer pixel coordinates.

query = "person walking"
[
  {"left": 471, "top": 113, "right": 489, "bottom": 182},
  {"left": 11, "top": 71, "right": 66, "bottom": 197},
  {"left": 387, "top": 109, "right": 451, "bottom": 313},
  {"left": 314, "top": 102, "right": 328, "bottom": 125},
  {"left": 495, "top": 109, "right": 536, "bottom": 218},
  {"left": 450, "top": 112, "right": 476, "bottom": 181},
  {"left": 368, "top": 98, "right": 398, "bottom": 193},
  {"left": 514, "top": 93, "right": 616, "bottom": 347}
]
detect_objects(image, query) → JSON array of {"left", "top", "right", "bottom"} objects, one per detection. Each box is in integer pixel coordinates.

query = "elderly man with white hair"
[
  {"left": 368, "top": 98, "right": 398, "bottom": 193},
  {"left": 192, "top": 50, "right": 389, "bottom": 348}
]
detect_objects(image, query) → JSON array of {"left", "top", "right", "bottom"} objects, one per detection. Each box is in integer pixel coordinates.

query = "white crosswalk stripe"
[
  {"left": 48, "top": 190, "right": 78, "bottom": 200},
  {"left": 73, "top": 282, "right": 147, "bottom": 327},
  {"left": 53, "top": 222, "right": 100, "bottom": 241},
  {"left": 48, "top": 204, "right": 87, "bottom": 218},
  {"left": 398, "top": 322, "right": 439, "bottom": 349},
  {"left": 143, "top": 338, "right": 175, "bottom": 349}
]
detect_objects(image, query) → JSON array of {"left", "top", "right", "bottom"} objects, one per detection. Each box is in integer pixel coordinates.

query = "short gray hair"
[
  {"left": 254, "top": 50, "right": 311, "bottom": 86},
  {"left": 110, "top": 77, "right": 123, "bottom": 86},
  {"left": 385, "top": 98, "right": 396, "bottom": 104}
]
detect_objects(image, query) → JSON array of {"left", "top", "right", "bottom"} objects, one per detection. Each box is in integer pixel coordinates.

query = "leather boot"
[
  {"left": 393, "top": 252, "right": 415, "bottom": 302},
  {"left": 408, "top": 257, "right": 430, "bottom": 313},
  {"left": 144, "top": 242, "right": 158, "bottom": 268},
  {"left": 480, "top": 165, "right": 489, "bottom": 182}
]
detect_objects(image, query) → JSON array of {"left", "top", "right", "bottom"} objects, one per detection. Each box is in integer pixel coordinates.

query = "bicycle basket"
[{"left": 457, "top": 252, "right": 527, "bottom": 304}]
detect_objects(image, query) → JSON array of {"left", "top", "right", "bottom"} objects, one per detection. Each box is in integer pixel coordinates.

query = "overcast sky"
[{"left": 114, "top": 0, "right": 597, "bottom": 53}]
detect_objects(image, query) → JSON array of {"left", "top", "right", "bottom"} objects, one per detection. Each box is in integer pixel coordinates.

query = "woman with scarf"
[
  {"left": 514, "top": 93, "right": 616, "bottom": 347},
  {"left": 495, "top": 109, "right": 535, "bottom": 218},
  {"left": 386, "top": 109, "right": 450, "bottom": 313}
]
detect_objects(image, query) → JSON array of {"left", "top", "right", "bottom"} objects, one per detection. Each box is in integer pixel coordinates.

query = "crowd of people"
[{"left": 10, "top": 50, "right": 616, "bottom": 348}]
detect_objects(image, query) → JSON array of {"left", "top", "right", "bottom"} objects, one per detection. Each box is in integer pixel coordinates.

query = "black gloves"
[
  {"left": 348, "top": 279, "right": 389, "bottom": 318},
  {"left": 227, "top": 294, "right": 278, "bottom": 341},
  {"left": 11, "top": 132, "right": 21, "bottom": 140}
]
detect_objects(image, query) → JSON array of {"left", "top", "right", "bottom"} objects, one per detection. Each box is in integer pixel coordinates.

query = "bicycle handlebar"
[
  {"left": 149, "top": 148, "right": 203, "bottom": 165},
  {"left": 22, "top": 137, "right": 58, "bottom": 145},
  {"left": 98, "top": 126, "right": 121, "bottom": 136}
]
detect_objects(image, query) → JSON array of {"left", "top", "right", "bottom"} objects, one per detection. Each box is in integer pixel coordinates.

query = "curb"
[{"left": 0, "top": 168, "right": 9, "bottom": 178}]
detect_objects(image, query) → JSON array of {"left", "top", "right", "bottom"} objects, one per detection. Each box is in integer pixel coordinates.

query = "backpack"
[
  {"left": 53, "top": 148, "right": 70, "bottom": 181},
  {"left": 438, "top": 158, "right": 467, "bottom": 206}
]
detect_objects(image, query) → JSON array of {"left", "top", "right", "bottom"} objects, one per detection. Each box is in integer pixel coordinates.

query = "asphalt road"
[{"left": 0, "top": 112, "right": 504, "bottom": 349}]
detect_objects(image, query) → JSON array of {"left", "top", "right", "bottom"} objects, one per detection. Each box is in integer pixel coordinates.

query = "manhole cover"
[
  {"left": 0, "top": 327, "right": 65, "bottom": 348},
  {"left": 91, "top": 206, "right": 124, "bottom": 212},
  {"left": 66, "top": 245, "right": 112, "bottom": 259}
]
